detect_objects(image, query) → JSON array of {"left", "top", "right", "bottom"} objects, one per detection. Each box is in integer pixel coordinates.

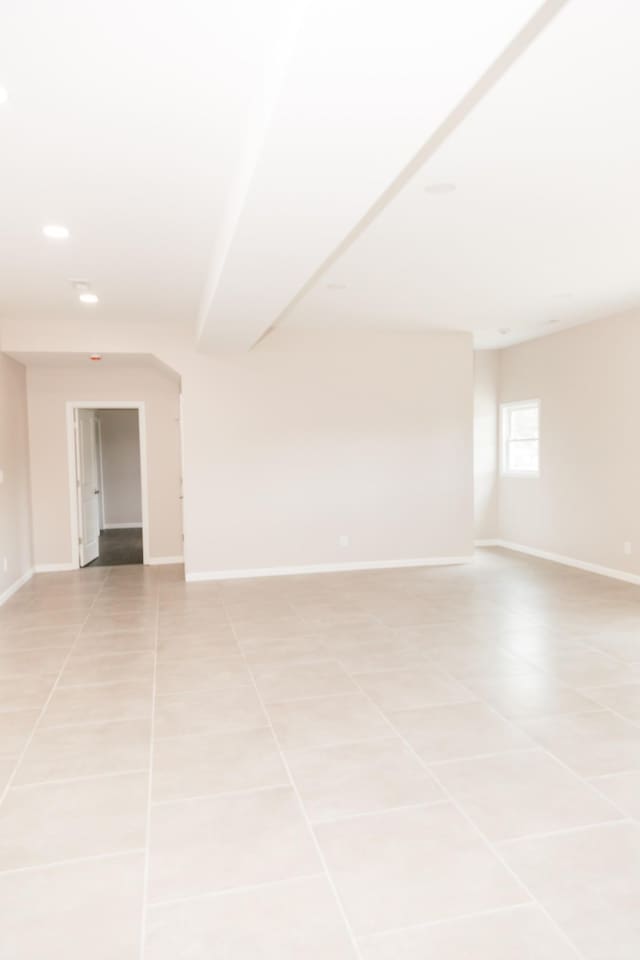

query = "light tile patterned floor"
[{"left": 0, "top": 547, "right": 639, "bottom": 958}]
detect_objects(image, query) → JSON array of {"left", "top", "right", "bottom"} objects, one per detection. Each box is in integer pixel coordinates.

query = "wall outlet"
[
  {"left": 2, "top": 557, "right": 7, "bottom": 573},
  {"left": 339, "top": 535, "right": 349, "bottom": 549},
  {"left": 623, "top": 541, "right": 632, "bottom": 556}
]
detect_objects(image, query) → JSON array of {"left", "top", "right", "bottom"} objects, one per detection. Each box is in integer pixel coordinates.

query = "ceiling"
[
  {"left": 283, "top": 0, "right": 640, "bottom": 348},
  {"left": 0, "top": 0, "right": 290, "bottom": 332},
  {"left": 8, "top": 351, "right": 181, "bottom": 381},
  {"left": 2, "top": 0, "right": 638, "bottom": 352}
]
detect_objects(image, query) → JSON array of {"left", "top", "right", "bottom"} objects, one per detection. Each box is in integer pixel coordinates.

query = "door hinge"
[{"left": 78, "top": 536, "right": 83, "bottom": 545}]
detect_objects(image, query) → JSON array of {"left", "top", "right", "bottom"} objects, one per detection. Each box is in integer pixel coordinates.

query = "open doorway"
[{"left": 67, "top": 401, "right": 150, "bottom": 568}]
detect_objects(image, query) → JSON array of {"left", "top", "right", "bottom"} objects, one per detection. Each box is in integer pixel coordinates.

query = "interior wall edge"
[
  {"left": 0, "top": 567, "right": 34, "bottom": 606},
  {"left": 185, "top": 554, "right": 474, "bottom": 583},
  {"left": 493, "top": 540, "right": 640, "bottom": 587}
]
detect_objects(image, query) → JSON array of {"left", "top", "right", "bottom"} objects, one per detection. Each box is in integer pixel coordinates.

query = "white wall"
[
  {"left": 98, "top": 409, "right": 142, "bottom": 527},
  {"left": 498, "top": 312, "right": 640, "bottom": 577},
  {"left": 473, "top": 350, "right": 499, "bottom": 542},
  {"left": 180, "top": 328, "right": 474, "bottom": 578},
  {"left": 4, "top": 326, "right": 475, "bottom": 580},
  {"left": 26, "top": 364, "right": 182, "bottom": 567},
  {"left": 0, "top": 353, "right": 33, "bottom": 600}
]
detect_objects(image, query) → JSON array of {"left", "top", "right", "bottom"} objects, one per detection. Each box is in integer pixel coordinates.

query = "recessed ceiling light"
[
  {"left": 89, "top": 354, "right": 102, "bottom": 361},
  {"left": 79, "top": 292, "right": 99, "bottom": 304},
  {"left": 499, "top": 327, "right": 511, "bottom": 335},
  {"left": 326, "top": 282, "right": 347, "bottom": 290},
  {"left": 43, "top": 224, "right": 70, "bottom": 240},
  {"left": 0, "top": 86, "right": 8, "bottom": 105},
  {"left": 424, "top": 182, "right": 456, "bottom": 196}
]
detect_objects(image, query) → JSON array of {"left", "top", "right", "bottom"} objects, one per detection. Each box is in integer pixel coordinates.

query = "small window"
[{"left": 501, "top": 400, "right": 540, "bottom": 476}]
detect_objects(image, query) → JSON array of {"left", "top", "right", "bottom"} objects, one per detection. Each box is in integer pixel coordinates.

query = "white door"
[{"left": 76, "top": 409, "right": 100, "bottom": 566}]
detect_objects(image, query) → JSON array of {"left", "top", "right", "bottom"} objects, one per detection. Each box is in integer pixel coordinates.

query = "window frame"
[{"left": 500, "top": 398, "right": 541, "bottom": 478}]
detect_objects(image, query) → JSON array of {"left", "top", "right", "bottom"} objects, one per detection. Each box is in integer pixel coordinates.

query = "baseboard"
[
  {"left": 34, "top": 562, "right": 77, "bottom": 573},
  {"left": 147, "top": 556, "right": 184, "bottom": 566},
  {"left": 494, "top": 540, "right": 640, "bottom": 586},
  {"left": 103, "top": 523, "right": 143, "bottom": 530},
  {"left": 474, "top": 539, "right": 500, "bottom": 547},
  {"left": 186, "top": 555, "right": 473, "bottom": 583},
  {"left": 0, "top": 567, "right": 34, "bottom": 606}
]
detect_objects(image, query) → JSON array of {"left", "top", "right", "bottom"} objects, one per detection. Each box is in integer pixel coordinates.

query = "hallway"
[{"left": 86, "top": 528, "right": 143, "bottom": 567}]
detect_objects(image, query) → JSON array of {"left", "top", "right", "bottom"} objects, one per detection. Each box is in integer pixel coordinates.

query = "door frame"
[{"left": 66, "top": 400, "right": 150, "bottom": 568}]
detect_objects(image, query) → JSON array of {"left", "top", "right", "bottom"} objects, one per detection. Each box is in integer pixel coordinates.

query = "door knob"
[{"left": 94, "top": 489, "right": 100, "bottom": 494}]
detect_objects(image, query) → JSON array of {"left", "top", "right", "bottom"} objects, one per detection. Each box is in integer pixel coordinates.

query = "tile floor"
[{"left": 0, "top": 547, "right": 639, "bottom": 958}]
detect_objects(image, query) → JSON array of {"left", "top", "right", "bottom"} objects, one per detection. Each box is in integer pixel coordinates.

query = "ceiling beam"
[{"left": 196, "top": 0, "right": 565, "bottom": 353}]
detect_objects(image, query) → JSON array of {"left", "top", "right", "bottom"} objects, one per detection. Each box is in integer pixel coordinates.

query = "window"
[{"left": 501, "top": 400, "right": 540, "bottom": 476}]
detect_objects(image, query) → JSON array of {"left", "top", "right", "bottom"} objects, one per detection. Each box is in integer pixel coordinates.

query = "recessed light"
[
  {"left": 326, "top": 282, "right": 347, "bottom": 291},
  {"left": 89, "top": 354, "right": 102, "bottom": 361},
  {"left": 499, "top": 327, "right": 511, "bottom": 335},
  {"left": 424, "top": 182, "right": 456, "bottom": 195},
  {"left": 0, "top": 86, "right": 8, "bottom": 105},
  {"left": 43, "top": 224, "right": 70, "bottom": 240},
  {"left": 79, "top": 292, "right": 99, "bottom": 304}
]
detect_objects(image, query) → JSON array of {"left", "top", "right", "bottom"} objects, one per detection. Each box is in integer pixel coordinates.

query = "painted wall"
[
  {"left": 98, "top": 409, "right": 142, "bottom": 527},
  {"left": 180, "top": 328, "right": 474, "bottom": 577},
  {"left": 26, "top": 364, "right": 182, "bottom": 567},
  {"left": 4, "top": 326, "right": 475, "bottom": 579},
  {"left": 0, "top": 353, "right": 33, "bottom": 599},
  {"left": 473, "top": 350, "right": 499, "bottom": 541},
  {"left": 498, "top": 312, "right": 640, "bottom": 576}
]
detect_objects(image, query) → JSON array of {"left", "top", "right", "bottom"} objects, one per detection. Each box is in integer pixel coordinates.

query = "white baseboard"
[
  {"left": 474, "top": 539, "right": 500, "bottom": 547},
  {"left": 34, "top": 562, "right": 77, "bottom": 574},
  {"left": 488, "top": 540, "right": 640, "bottom": 586},
  {"left": 103, "top": 523, "right": 143, "bottom": 530},
  {"left": 147, "top": 556, "right": 184, "bottom": 566},
  {"left": 0, "top": 568, "right": 34, "bottom": 606},
  {"left": 186, "top": 555, "right": 473, "bottom": 583}
]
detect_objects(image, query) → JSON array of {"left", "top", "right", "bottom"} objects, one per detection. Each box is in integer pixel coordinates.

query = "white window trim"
[{"left": 500, "top": 398, "right": 540, "bottom": 478}]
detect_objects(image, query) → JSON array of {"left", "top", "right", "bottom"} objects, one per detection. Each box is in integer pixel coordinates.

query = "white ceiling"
[
  {"left": 2, "top": 1, "right": 638, "bottom": 351},
  {"left": 0, "top": 0, "right": 289, "bottom": 331},
  {"left": 283, "top": 0, "right": 640, "bottom": 347}
]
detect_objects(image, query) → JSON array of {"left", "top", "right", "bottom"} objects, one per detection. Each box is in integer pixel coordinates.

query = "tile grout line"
[
  {"left": 460, "top": 687, "right": 640, "bottom": 818},
  {"left": 138, "top": 578, "right": 161, "bottom": 960},
  {"left": 362, "top": 643, "right": 640, "bottom": 809},
  {"left": 230, "top": 620, "right": 367, "bottom": 960},
  {"left": 3, "top": 558, "right": 637, "bottom": 952},
  {"left": 590, "top": 769, "right": 640, "bottom": 781},
  {"left": 356, "top": 900, "right": 550, "bottom": 948},
  {"left": 0, "top": 846, "right": 147, "bottom": 878},
  {"left": 495, "top": 817, "right": 632, "bottom": 847},
  {"left": 147, "top": 871, "right": 328, "bottom": 910},
  {"left": 405, "top": 608, "right": 640, "bottom": 803},
  {"left": 0, "top": 572, "right": 113, "bottom": 812},
  {"left": 345, "top": 670, "right": 588, "bottom": 959},
  {"left": 10, "top": 767, "right": 150, "bottom": 791}
]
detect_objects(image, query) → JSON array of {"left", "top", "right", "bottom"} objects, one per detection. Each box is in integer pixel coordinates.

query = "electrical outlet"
[
  {"left": 2, "top": 557, "right": 7, "bottom": 573},
  {"left": 623, "top": 541, "right": 632, "bottom": 556},
  {"left": 339, "top": 535, "right": 349, "bottom": 549}
]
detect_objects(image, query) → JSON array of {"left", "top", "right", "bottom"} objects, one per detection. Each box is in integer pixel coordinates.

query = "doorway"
[{"left": 67, "top": 401, "right": 150, "bottom": 568}]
